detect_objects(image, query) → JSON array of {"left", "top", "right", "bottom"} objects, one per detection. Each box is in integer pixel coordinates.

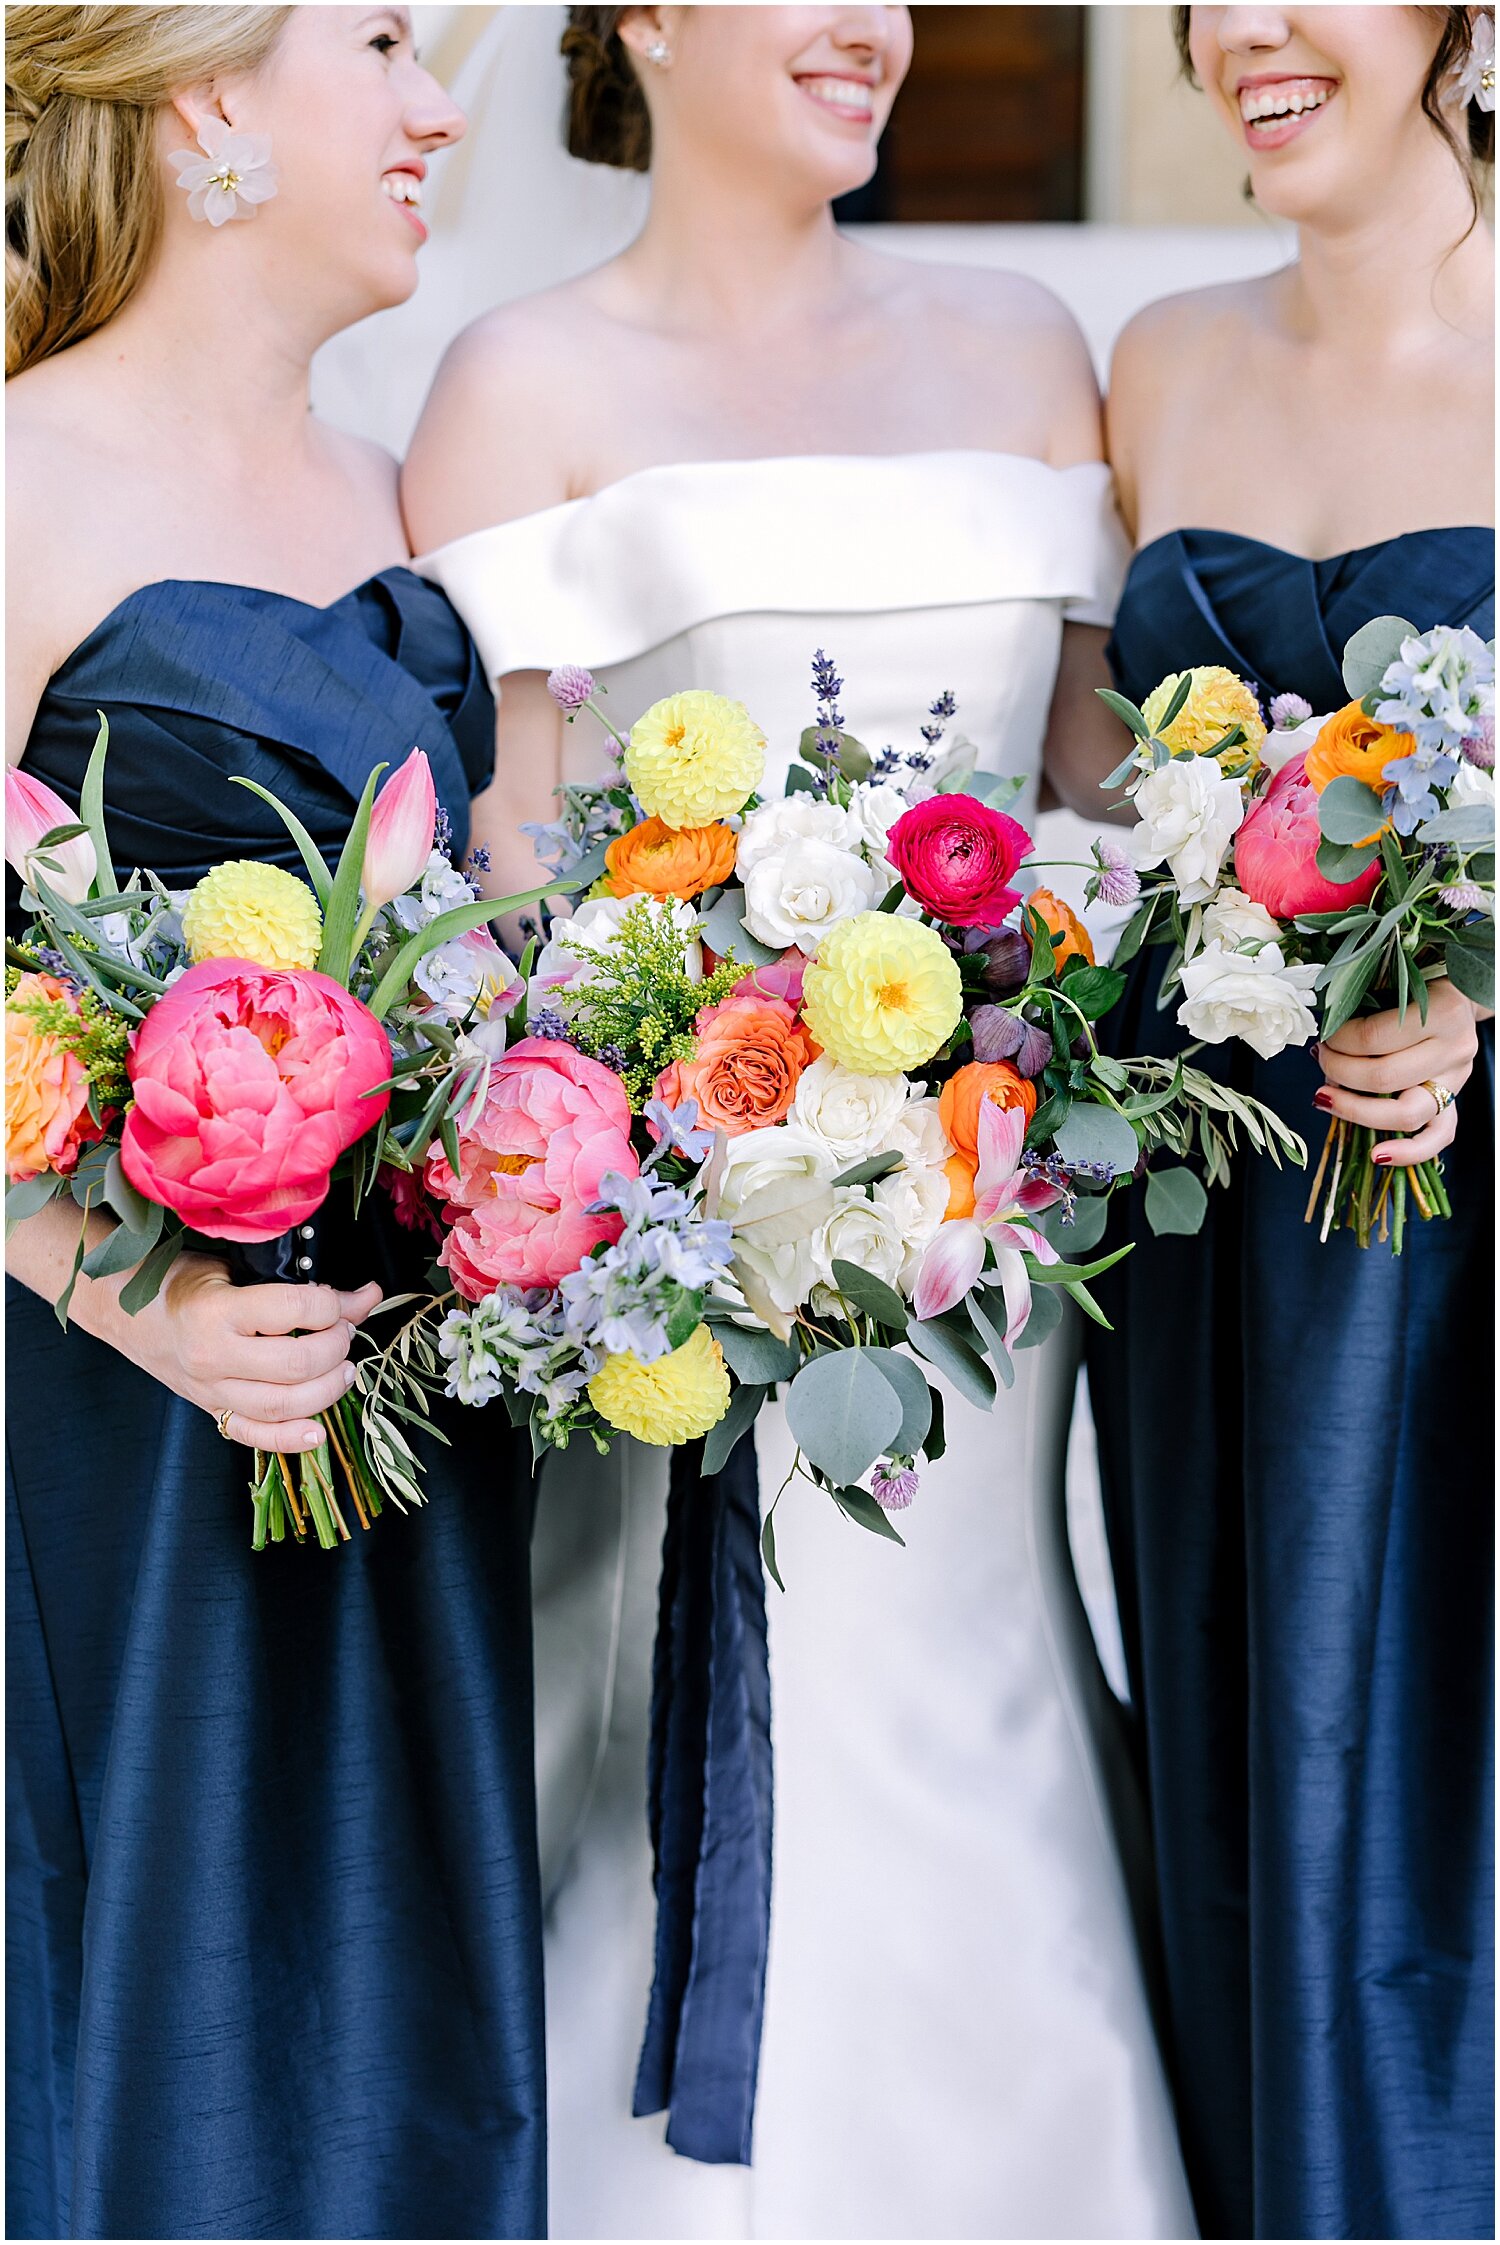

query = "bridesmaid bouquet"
[
  {"left": 1093, "top": 617, "right": 1495, "bottom": 1250},
  {"left": 369, "top": 656, "right": 1295, "bottom": 1575},
  {"left": 5, "top": 725, "right": 556, "bottom": 1546}
]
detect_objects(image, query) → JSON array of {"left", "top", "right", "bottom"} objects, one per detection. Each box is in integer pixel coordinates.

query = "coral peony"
[
  {"left": 801, "top": 913, "right": 962, "bottom": 1076},
  {"left": 5, "top": 974, "right": 104, "bottom": 1181},
  {"left": 1303, "top": 701, "right": 1409, "bottom": 798},
  {"left": 425, "top": 1036, "right": 638, "bottom": 1298},
  {"left": 885, "top": 794, "right": 1032, "bottom": 927},
  {"left": 605, "top": 815, "right": 738, "bottom": 901},
  {"left": 654, "top": 991, "right": 815, "bottom": 1136},
  {"left": 1234, "top": 752, "right": 1383, "bottom": 919},
  {"left": 181, "top": 860, "right": 323, "bottom": 970},
  {"left": 1026, "top": 887, "right": 1095, "bottom": 970},
  {"left": 120, "top": 960, "right": 392, "bottom": 1242},
  {"left": 626, "top": 691, "right": 766, "bottom": 829},
  {"left": 589, "top": 1322, "right": 731, "bottom": 1445}
]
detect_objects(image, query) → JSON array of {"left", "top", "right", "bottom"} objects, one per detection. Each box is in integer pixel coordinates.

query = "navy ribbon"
[{"left": 633, "top": 1432, "right": 772, "bottom": 2164}]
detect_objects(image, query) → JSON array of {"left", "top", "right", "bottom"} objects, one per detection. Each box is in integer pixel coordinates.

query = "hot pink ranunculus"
[
  {"left": 1234, "top": 751, "right": 1382, "bottom": 919},
  {"left": 120, "top": 959, "right": 392, "bottom": 1242},
  {"left": 735, "top": 951, "right": 809, "bottom": 1009},
  {"left": 886, "top": 794, "right": 1033, "bottom": 927},
  {"left": 424, "top": 1035, "right": 638, "bottom": 1299}
]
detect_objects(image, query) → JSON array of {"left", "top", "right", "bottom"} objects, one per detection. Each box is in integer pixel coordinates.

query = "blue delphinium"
[{"left": 559, "top": 1167, "right": 734, "bottom": 1364}]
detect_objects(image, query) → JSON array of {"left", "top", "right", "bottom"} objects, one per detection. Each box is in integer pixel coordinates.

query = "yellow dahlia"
[
  {"left": 1142, "top": 666, "right": 1266, "bottom": 773},
  {"left": 181, "top": 860, "right": 323, "bottom": 970},
  {"left": 589, "top": 1322, "right": 732, "bottom": 1447},
  {"left": 625, "top": 691, "right": 766, "bottom": 829},
  {"left": 801, "top": 912, "right": 962, "bottom": 1077}
]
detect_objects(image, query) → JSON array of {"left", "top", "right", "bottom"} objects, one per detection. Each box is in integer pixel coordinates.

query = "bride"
[{"left": 403, "top": 8, "right": 1194, "bottom": 2237}]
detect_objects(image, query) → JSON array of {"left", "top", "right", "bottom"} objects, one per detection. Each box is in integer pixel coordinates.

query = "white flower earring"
[
  {"left": 645, "top": 38, "right": 672, "bottom": 67},
  {"left": 169, "top": 116, "right": 279, "bottom": 226},
  {"left": 1449, "top": 11, "right": 1495, "bottom": 113}
]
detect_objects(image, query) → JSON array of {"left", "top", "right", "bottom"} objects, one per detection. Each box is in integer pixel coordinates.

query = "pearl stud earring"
[{"left": 645, "top": 38, "right": 671, "bottom": 66}]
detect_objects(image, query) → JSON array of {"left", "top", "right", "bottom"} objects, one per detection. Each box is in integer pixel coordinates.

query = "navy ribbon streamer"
[{"left": 633, "top": 1432, "right": 773, "bottom": 2164}]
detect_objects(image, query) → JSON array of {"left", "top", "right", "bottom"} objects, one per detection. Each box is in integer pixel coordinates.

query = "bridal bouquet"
[
  {"left": 5, "top": 728, "right": 556, "bottom": 1545},
  {"left": 1092, "top": 617, "right": 1495, "bottom": 1250},
  {"left": 368, "top": 655, "right": 1296, "bottom": 1574}
]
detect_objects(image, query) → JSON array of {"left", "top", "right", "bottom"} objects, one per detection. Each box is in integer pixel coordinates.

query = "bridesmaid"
[
  {"left": 6, "top": 10, "right": 544, "bottom": 2237},
  {"left": 1087, "top": 7, "right": 1494, "bottom": 2238}
]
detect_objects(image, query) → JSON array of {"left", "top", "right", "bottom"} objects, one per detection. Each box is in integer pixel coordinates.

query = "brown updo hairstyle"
[
  {"left": 6, "top": 4, "right": 293, "bottom": 379},
  {"left": 562, "top": 6, "right": 652, "bottom": 171},
  {"left": 1170, "top": 5, "right": 1496, "bottom": 191}
]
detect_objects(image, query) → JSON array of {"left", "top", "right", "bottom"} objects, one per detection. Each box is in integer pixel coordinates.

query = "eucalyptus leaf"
[
  {"left": 784, "top": 1350, "right": 904, "bottom": 1485},
  {"left": 712, "top": 1320, "right": 802, "bottom": 1387},
  {"left": 1317, "top": 776, "right": 1389, "bottom": 847},
  {"left": 858, "top": 1348, "right": 933, "bottom": 1456},
  {"left": 1012, "top": 1282, "right": 1065, "bottom": 1351},
  {"left": 565, "top": 837, "right": 612, "bottom": 889},
  {"left": 102, "top": 1150, "right": 154, "bottom": 1234},
  {"left": 82, "top": 1220, "right": 160, "bottom": 1282},
  {"left": 977, "top": 771, "right": 1027, "bottom": 811},
  {"left": 1053, "top": 1103, "right": 1141, "bottom": 1179},
  {"left": 831, "top": 1482, "right": 906, "bottom": 1545},
  {"left": 907, "top": 1317, "right": 996, "bottom": 1409},
  {"left": 761, "top": 1507, "right": 786, "bottom": 1592},
  {"left": 1444, "top": 930, "right": 1496, "bottom": 1010},
  {"left": 696, "top": 889, "right": 780, "bottom": 967},
  {"left": 1341, "top": 615, "right": 1414, "bottom": 700},
  {"left": 1416, "top": 803, "right": 1496, "bottom": 848},
  {"left": 1315, "top": 836, "right": 1383, "bottom": 884},
  {"left": 1144, "top": 1165, "right": 1209, "bottom": 1237},
  {"left": 6, "top": 1172, "right": 61, "bottom": 1227},
  {"left": 117, "top": 1226, "right": 185, "bottom": 1316},
  {"left": 703, "top": 1379, "right": 767, "bottom": 1474},
  {"left": 1043, "top": 1191, "right": 1110, "bottom": 1255},
  {"left": 829, "top": 1257, "right": 908, "bottom": 1332}
]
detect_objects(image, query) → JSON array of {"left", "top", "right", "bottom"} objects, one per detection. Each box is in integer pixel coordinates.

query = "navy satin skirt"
[
  {"left": 7, "top": 1263, "right": 546, "bottom": 2241},
  {"left": 1087, "top": 958, "right": 1494, "bottom": 2240}
]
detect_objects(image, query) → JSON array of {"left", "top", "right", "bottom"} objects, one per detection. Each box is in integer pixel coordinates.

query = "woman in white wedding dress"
[{"left": 403, "top": 9, "right": 1194, "bottom": 2239}]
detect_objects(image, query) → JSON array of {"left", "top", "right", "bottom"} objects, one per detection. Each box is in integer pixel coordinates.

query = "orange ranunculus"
[
  {"left": 943, "top": 1154, "right": 977, "bottom": 1220},
  {"left": 654, "top": 993, "right": 816, "bottom": 1136},
  {"left": 605, "top": 816, "right": 739, "bottom": 902},
  {"left": 939, "top": 1060, "right": 1038, "bottom": 1163},
  {"left": 5, "top": 974, "right": 100, "bottom": 1183},
  {"left": 1026, "top": 887, "right": 1095, "bottom": 970},
  {"left": 1304, "top": 701, "right": 1409, "bottom": 796}
]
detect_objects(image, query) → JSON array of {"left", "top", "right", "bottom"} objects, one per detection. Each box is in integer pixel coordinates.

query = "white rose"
[
  {"left": 1448, "top": 759, "right": 1496, "bottom": 812},
  {"left": 884, "top": 1094, "right": 954, "bottom": 1171},
  {"left": 790, "top": 1055, "right": 913, "bottom": 1167},
  {"left": 736, "top": 795, "right": 854, "bottom": 877},
  {"left": 1260, "top": 713, "right": 1328, "bottom": 775},
  {"left": 740, "top": 836, "right": 883, "bottom": 952},
  {"left": 1131, "top": 754, "right": 1246, "bottom": 906},
  {"left": 844, "top": 781, "right": 911, "bottom": 871},
  {"left": 1176, "top": 939, "right": 1321, "bottom": 1061},
  {"left": 529, "top": 893, "right": 700, "bottom": 1017},
  {"left": 1198, "top": 885, "right": 1283, "bottom": 954},
  {"left": 808, "top": 1187, "right": 910, "bottom": 1316},
  {"left": 873, "top": 1161, "right": 952, "bottom": 1294},
  {"left": 713, "top": 1124, "right": 839, "bottom": 1330}
]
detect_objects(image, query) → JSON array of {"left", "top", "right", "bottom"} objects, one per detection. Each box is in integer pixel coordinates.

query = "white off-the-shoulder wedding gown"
[{"left": 419, "top": 453, "right": 1194, "bottom": 2242}]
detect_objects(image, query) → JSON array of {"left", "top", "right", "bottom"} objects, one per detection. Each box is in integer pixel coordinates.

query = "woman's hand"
[
  {"left": 94, "top": 1251, "right": 383, "bottom": 1452},
  {"left": 1315, "top": 977, "right": 1480, "bottom": 1168}
]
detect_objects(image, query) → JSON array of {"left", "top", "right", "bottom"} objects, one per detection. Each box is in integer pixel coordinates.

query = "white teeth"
[
  {"left": 797, "top": 75, "right": 874, "bottom": 113},
  {"left": 382, "top": 172, "right": 421, "bottom": 205},
  {"left": 1238, "top": 81, "right": 1333, "bottom": 125}
]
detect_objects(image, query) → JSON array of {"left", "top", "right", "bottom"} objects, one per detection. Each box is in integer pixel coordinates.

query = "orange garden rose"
[
  {"left": 1304, "top": 701, "right": 1409, "bottom": 797},
  {"left": 5, "top": 973, "right": 103, "bottom": 1182},
  {"left": 939, "top": 1060, "right": 1037, "bottom": 1214},
  {"left": 654, "top": 993, "right": 817, "bottom": 1136},
  {"left": 605, "top": 816, "right": 739, "bottom": 902},
  {"left": 1026, "top": 887, "right": 1095, "bottom": 970}
]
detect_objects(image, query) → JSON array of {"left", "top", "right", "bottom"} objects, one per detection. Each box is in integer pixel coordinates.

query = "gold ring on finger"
[
  {"left": 215, "top": 1406, "right": 234, "bottom": 1441},
  {"left": 1420, "top": 1078, "right": 1454, "bottom": 1118}
]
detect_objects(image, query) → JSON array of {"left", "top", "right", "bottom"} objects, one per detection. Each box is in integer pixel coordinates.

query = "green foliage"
[
  {"left": 566, "top": 898, "right": 744, "bottom": 1104},
  {"left": 5, "top": 973, "right": 132, "bottom": 1108}
]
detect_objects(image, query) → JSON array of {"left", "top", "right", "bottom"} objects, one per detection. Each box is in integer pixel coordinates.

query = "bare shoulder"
[
  {"left": 402, "top": 284, "right": 600, "bottom": 552},
  {"left": 1110, "top": 277, "right": 1265, "bottom": 410},
  {"left": 6, "top": 364, "right": 124, "bottom": 739}
]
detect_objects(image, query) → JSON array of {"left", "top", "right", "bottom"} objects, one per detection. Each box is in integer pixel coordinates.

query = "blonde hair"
[{"left": 6, "top": 5, "right": 293, "bottom": 377}]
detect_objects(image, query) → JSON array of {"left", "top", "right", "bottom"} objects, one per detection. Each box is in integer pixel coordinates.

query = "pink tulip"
[
  {"left": 913, "top": 1098, "right": 1061, "bottom": 1343},
  {"left": 120, "top": 959, "right": 392, "bottom": 1242},
  {"left": 363, "top": 748, "right": 437, "bottom": 911},
  {"left": 6, "top": 766, "right": 97, "bottom": 905},
  {"left": 424, "top": 1036, "right": 639, "bottom": 1297},
  {"left": 1234, "top": 752, "right": 1382, "bottom": 919}
]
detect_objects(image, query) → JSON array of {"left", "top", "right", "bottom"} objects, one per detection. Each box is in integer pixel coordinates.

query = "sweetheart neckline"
[{"left": 1129, "top": 523, "right": 1494, "bottom": 572}]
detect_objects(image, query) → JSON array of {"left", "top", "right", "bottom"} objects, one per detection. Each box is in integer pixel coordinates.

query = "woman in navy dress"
[
  {"left": 6, "top": 11, "right": 543, "bottom": 2237},
  {"left": 1086, "top": 9, "right": 1494, "bottom": 2238}
]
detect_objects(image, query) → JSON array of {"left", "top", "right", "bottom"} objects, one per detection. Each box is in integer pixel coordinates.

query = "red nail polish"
[
  {"left": 1313, "top": 1089, "right": 1334, "bottom": 1112},
  {"left": 1373, "top": 1150, "right": 1392, "bottom": 1166}
]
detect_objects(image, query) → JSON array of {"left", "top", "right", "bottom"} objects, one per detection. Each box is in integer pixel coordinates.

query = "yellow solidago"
[
  {"left": 589, "top": 1323, "right": 732, "bottom": 1446},
  {"left": 626, "top": 691, "right": 766, "bottom": 830},
  {"left": 181, "top": 861, "right": 323, "bottom": 971},
  {"left": 1142, "top": 666, "right": 1266, "bottom": 774},
  {"left": 801, "top": 912, "right": 962, "bottom": 1077}
]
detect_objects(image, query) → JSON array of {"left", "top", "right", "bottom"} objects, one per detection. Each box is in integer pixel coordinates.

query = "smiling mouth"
[
  {"left": 381, "top": 171, "right": 423, "bottom": 207},
  {"left": 794, "top": 73, "right": 876, "bottom": 124},
  {"left": 1237, "top": 77, "right": 1338, "bottom": 143}
]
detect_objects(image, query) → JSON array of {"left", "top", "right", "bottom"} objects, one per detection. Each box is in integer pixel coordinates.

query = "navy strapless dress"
[
  {"left": 6, "top": 573, "right": 546, "bottom": 2240},
  {"left": 1086, "top": 529, "right": 1495, "bottom": 2241}
]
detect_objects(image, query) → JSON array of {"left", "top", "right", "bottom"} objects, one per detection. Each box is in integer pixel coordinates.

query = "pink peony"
[
  {"left": 1234, "top": 752, "right": 1382, "bottom": 919},
  {"left": 120, "top": 959, "right": 392, "bottom": 1243},
  {"left": 885, "top": 794, "right": 1033, "bottom": 927},
  {"left": 424, "top": 1036, "right": 637, "bottom": 1299}
]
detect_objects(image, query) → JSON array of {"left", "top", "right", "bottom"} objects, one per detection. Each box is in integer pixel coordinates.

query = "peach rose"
[
  {"left": 5, "top": 973, "right": 101, "bottom": 1183},
  {"left": 606, "top": 816, "right": 739, "bottom": 902},
  {"left": 1304, "top": 701, "right": 1409, "bottom": 796},
  {"left": 1027, "top": 887, "right": 1095, "bottom": 970},
  {"left": 654, "top": 993, "right": 816, "bottom": 1136}
]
